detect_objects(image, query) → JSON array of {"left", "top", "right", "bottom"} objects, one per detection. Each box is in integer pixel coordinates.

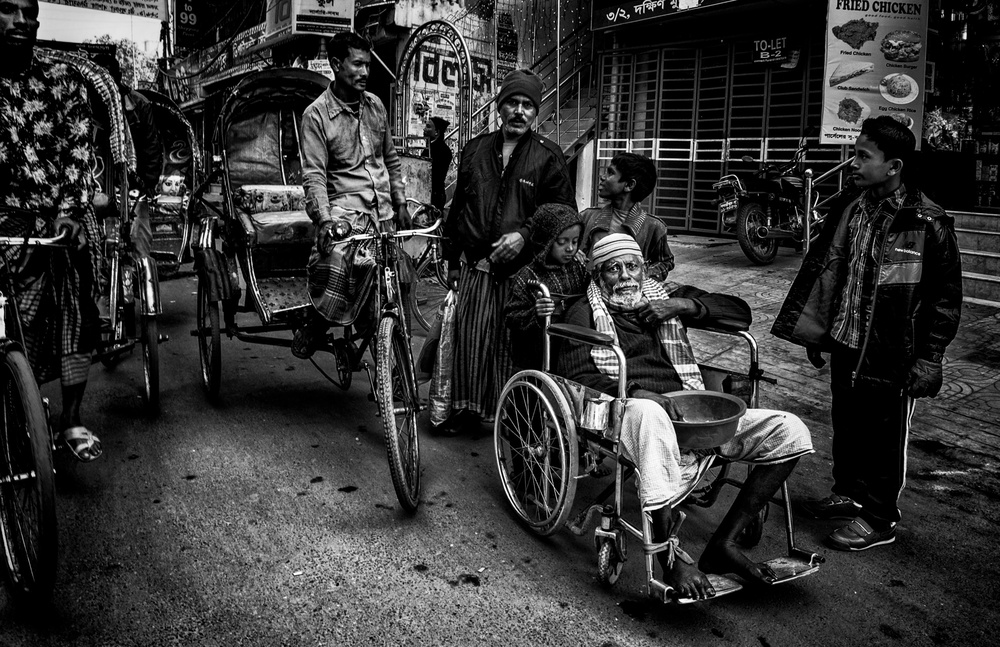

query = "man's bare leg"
[
  {"left": 699, "top": 459, "right": 799, "bottom": 585},
  {"left": 651, "top": 506, "right": 715, "bottom": 600},
  {"left": 60, "top": 381, "right": 86, "bottom": 429}
]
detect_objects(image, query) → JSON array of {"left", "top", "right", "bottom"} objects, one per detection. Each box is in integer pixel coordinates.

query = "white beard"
[{"left": 605, "top": 280, "right": 644, "bottom": 310}]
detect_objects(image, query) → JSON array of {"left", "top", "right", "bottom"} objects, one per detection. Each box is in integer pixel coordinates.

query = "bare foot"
[
  {"left": 661, "top": 557, "right": 716, "bottom": 601},
  {"left": 699, "top": 539, "right": 777, "bottom": 586}
]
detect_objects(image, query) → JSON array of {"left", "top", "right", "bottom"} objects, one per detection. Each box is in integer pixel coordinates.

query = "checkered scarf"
[{"left": 586, "top": 278, "right": 705, "bottom": 391}]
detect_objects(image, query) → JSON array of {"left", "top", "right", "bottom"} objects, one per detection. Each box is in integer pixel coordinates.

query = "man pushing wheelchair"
[{"left": 555, "top": 234, "right": 816, "bottom": 601}]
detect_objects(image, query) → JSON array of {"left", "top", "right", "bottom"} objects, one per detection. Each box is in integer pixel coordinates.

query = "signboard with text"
[
  {"left": 821, "top": 0, "right": 929, "bottom": 148},
  {"left": 591, "top": 0, "right": 738, "bottom": 31},
  {"left": 266, "top": 0, "right": 355, "bottom": 40},
  {"left": 44, "top": 0, "right": 165, "bottom": 20}
]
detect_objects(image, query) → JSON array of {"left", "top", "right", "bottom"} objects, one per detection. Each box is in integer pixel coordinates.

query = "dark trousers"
[{"left": 830, "top": 348, "right": 914, "bottom": 526}]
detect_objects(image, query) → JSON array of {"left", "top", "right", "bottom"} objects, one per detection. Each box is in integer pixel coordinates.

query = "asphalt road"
[{"left": 1, "top": 272, "right": 997, "bottom": 646}]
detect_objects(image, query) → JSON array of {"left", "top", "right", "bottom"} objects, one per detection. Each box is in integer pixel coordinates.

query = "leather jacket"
[
  {"left": 771, "top": 188, "right": 962, "bottom": 387},
  {"left": 444, "top": 128, "right": 574, "bottom": 279}
]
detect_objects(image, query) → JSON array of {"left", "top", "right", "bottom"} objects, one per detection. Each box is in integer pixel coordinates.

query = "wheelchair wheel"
[
  {"left": 140, "top": 315, "right": 159, "bottom": 414},
  {"left": 494, "top": 371, "right": 578, "bottom": 536},
  {"left": 376, "top": 315, "right": 420, "bottom": 512},
  {"left": 0, "top": 350, "right": 57, "bottom": 605},
  {"left": 597, "top": 539, "right": 624, "bottom": 587},
  {"left": 197, "top": 281, "right": 221, "bottom": 398}
]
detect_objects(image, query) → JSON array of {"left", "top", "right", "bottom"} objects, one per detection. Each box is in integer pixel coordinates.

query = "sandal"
[{"left": 62, "top": 426, "right": 103, "bottom": 462}]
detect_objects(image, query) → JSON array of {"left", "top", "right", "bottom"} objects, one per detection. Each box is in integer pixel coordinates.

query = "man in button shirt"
[
  {"left": 294, "top": 32, "right": 410, "bottom": 358},
  {"left": 772, "top": 116, "right": 962, "bottom": 551}
]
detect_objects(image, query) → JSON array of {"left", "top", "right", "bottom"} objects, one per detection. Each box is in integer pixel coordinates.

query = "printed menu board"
[{"left": 820, "top": 0, "right": 929, "bottom": 149}]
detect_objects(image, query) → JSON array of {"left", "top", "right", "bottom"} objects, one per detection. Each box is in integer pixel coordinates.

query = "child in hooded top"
[{"left": 504, "top": 203, "right": 589, "bottom": 372}]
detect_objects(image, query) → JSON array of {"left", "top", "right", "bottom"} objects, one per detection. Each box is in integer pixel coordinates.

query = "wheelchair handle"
[{"left": 526, "top": 279, "right": 551, "bottom": 299}]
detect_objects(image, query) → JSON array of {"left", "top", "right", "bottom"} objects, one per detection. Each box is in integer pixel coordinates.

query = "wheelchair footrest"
[
  {"left": 760, "top": 555, "right": 821, "bottom": 584},
  {"left": 648, "top": 574, "right": 742, "bottom": 604}
]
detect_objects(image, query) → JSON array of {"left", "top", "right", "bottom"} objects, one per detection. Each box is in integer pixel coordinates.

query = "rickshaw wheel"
[
  {"left": 494, "top": 371, "right": 578, "bottom": 536},
  {"left": 376, "top": 315, "right": 420, "bottom": 512},
  {"left": 140, "top": 315, "right": 160, "bottom": 414},
  {"left": 597, "top": 539, "right": 624, "bottom": 587},
  {"left": 0, "top": 349, "right": 57, "bottom": 606},
  {"left": 197, "top": 281, "right": 221, "bottom": 398}
]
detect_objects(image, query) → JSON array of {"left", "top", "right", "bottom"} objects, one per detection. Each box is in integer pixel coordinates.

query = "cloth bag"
[{"left": 427, "top": 289, "right": 458, "bottom": 427}]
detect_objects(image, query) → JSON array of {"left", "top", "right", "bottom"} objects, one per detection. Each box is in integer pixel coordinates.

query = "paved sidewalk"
[{"left": 666, "top": 235, "right": 1000, "bottom": 461}]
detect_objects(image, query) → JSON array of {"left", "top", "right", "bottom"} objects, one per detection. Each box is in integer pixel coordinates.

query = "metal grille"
[{"left": 597, "top": 39, "right": 849, "bottom": 235}]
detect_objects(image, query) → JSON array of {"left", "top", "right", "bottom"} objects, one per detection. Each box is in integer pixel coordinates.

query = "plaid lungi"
[
  {"left": 306, "top": 216, "right": 387, "bottom": 326},
  {"left": 619, "top": 399, "right": 814, "bottom": 512},
  {"left": 451, "top": 264, "right": 513, "bottom": 418}
]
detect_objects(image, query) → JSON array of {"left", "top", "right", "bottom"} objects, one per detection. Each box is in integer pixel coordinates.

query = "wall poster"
[{"left": 821, "top": 0, "right": 930, "bottom": 149}]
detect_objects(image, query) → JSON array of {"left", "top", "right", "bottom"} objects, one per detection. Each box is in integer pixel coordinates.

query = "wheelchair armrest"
[
  {"left": 547, "top": 323, "right": 615, "bottom": 347},
  {"left": 688, "top": 317, "right": 750, "bottom": 334}
]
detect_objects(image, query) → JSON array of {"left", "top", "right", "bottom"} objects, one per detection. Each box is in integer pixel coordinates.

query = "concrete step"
[
  {"left": 956, "top": 228, "right": 1000, "bottom": 252},
  {"left": 961, "top": 249, "right": 1000, "bottom": 275},
  {"left": 953, "top": 210, "right": 1000, "bottom": 233},
  {"left": 963, "top": 271, "right": 1000, "bottom": 306}
]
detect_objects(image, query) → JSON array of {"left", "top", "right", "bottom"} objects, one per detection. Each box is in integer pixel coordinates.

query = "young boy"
[
  {"left": 504, "top": 203, "right": 589, "bottom": 371},
  {"left": 772, "top": 116, "right": 963, "bottom": 551},
  {"left": 580, "top": 152, "right": 674, "bottom": 281}
]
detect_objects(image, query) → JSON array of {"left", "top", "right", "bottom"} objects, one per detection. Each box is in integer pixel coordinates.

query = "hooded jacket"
[
  {"left": 444, "top": 128, "right": 574, "bottom": 279},
  {"left": 504, "top": 204, "right": 589, "bottom": 370},
  {"left": 771, "top": 187, "right": 962, "bottom": 387}
]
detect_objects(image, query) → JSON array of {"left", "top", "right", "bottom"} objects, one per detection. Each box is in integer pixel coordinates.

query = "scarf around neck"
[{"left": 586, "top": 278, "right": 705, "bottom": 391}]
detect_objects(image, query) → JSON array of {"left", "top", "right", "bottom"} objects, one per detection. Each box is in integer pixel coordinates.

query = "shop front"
[{"left": 590, "top": 0, "right": 1000, "bottom": 244}]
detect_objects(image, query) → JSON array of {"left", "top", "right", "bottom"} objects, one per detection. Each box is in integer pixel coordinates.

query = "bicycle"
[
  {"left": 0, "top": 220, "right": 72, "bottom": 606},
  {"left": 328, "top": 213, "right": 443, "bottom": 511},
  {"left": 400, "top": 199, "right": 450, "bottom": 332}
]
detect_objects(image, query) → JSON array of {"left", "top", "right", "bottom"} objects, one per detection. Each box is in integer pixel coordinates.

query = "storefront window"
[{"left": 924, "top": 0, "right": 1000, "bottom": 211}]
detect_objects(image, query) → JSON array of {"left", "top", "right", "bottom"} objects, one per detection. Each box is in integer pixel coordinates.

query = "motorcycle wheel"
[{"left": 736, "top": 202, "right": 780, "bottom": 265}]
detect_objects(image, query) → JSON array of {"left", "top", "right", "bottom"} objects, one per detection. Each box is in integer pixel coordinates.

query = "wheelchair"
[{"left": 493, "top": 282, "right": 822, "bottom": 604}]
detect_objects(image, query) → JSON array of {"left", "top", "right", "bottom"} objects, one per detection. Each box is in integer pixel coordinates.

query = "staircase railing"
[{"left": 461, "top": 23, "right": 596, "bottom": 149}]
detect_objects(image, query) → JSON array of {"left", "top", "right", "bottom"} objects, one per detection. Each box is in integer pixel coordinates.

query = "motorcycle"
[{"left": 714, "top": 143, "right": 827, "bottom": 265}]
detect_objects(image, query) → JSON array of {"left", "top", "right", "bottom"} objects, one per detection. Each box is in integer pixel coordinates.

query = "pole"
[
  {"left": 555, "top": 1, "right": 562, "bottom": 146},
  {"left": 803, "top": 168, "right": 814, "bottom": 257}
]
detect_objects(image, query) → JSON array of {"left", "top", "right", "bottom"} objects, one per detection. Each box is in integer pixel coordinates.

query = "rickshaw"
[
  {"left": 494, "top": 282, "right": 823, "bottom": 604},
  {"left": 138, "top": 88, "right": 203, "bottom": 278},
  {"left": 33, "top": 48, "right": 162, "bottom": 414},
  {"left": 189, "top": 68, "right": 441, "bottom": 512}
]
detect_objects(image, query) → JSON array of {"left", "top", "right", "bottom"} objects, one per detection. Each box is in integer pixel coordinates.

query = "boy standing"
[
  {"left": 580, "top": 152, "right": 674, "bottom": 281},
  {"left": 504, "top": 203, "right": 588, "bottom": 371},
  {"left": 772, "top": 116, "right": 962, "bottom": 551}
]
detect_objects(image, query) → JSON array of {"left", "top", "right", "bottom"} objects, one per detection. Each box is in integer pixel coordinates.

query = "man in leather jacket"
[
  {"left": 439, "top": 68, "right": 574, "bottom": 434},
  {"left": 772, "top": 116, "right": 962, "bottom": 551}
]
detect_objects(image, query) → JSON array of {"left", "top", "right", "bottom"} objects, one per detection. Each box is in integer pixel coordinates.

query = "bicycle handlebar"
[
  {"left": 0, "top": 229, "right": 74, "bottom": 248},
  {"left": 333, "top": 217, "right": 444, "bottom": 247}
]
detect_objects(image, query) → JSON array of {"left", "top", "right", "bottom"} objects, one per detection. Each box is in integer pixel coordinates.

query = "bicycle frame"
[{"left": 332, "top": 214, "right": 443, "bottom": 362}]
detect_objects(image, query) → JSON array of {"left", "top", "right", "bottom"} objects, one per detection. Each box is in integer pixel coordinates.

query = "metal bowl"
[{"left": 664, "top": 391, "right": 748, "bottom": 450}]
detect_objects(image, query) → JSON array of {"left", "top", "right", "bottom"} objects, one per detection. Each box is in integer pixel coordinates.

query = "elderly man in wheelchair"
[{"left": 551, "top": 233, "right": 816, "bottom": 601}]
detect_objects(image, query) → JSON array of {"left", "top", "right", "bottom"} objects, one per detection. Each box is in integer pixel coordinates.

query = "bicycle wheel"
[
  {"left": 140, "top": 315, "right": 160, "bottom": 414},
  {"left": 0, "top": 350, "right": 57, "bottom": 605},
  {"left": 196, "top": 280, "right": 221, "bottom": 398},
  {"left": 376, "top": 315, "right": 421, "bottom": 512},
  {"left": 410, "top": 253, "right": 451, "bottom": 332}
]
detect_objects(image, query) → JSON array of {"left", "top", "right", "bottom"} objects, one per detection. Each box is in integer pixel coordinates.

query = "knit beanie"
[
  {"left": 588, "top": 233, "right": 643, "bottom": 271},
  {"left": 496, "top": 68, "right": 543, "bottom": 110}
]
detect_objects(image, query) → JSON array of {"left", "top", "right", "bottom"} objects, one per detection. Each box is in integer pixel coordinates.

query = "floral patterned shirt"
[{"left": 1, "top": 52, "right": 95, "bottom": 234}]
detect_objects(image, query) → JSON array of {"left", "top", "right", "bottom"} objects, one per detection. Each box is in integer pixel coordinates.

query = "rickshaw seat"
[
  {"left": 238, "top": 210, "right": 315, "bottom": 247},
  {"left": 234, "top": 185, "right": 315, "bottom": 247}
]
